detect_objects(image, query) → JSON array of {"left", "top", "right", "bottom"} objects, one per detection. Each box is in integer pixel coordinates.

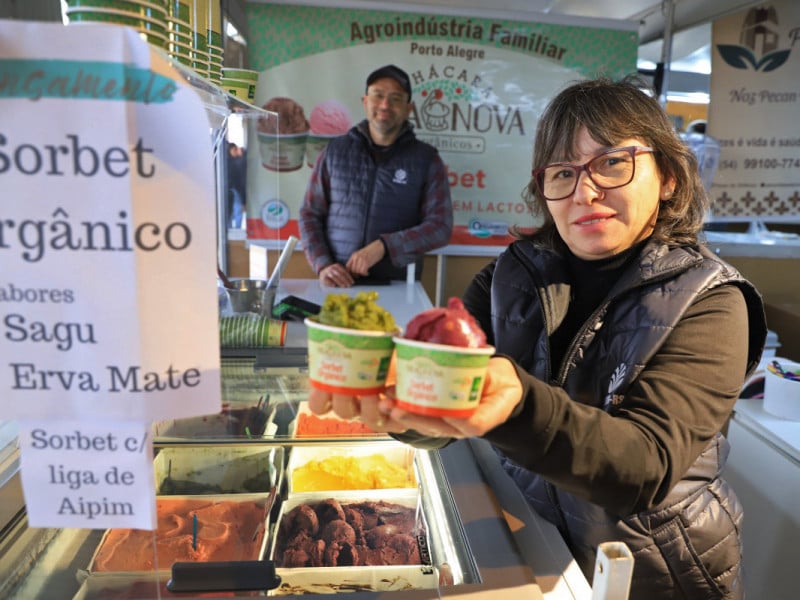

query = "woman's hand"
[{"left": 307, "top": 356, "right": 523, "bottom": 439}]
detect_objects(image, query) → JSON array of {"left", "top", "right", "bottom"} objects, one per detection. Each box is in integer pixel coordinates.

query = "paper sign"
[
  {"left": 708, "top": 0, "right": 800, "bottom": 220},
  {"left": 18, "top": 419, "right": 156, "bottom": 530},
  {"left": 0, "top": 21, "right": 221, "bottom": 421}
]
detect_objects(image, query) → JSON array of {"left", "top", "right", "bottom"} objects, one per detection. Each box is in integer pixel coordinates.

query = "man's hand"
[
  {"left": 346, "top": 239, "right": 385, "bottom": 276},
  {"left": 319, "top": 263, "right": 355, "bottom": 287}
]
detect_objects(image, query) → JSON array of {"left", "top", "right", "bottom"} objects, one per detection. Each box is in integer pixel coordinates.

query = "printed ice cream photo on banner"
[
  {"left": 258, "top": 96, "right": 310, "bottom": 172},
  {"left": 306, "top": 100, "right": 353, "bottom": 167}
]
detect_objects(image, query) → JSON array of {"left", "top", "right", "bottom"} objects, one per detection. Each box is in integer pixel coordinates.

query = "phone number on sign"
[{"left": 743, "top": 158, "right": 800, "bottom": 169}]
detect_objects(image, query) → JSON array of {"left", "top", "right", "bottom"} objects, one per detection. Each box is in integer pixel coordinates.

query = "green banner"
[{"left": 244, "top": 2, "right": 637, "bottom": 246}]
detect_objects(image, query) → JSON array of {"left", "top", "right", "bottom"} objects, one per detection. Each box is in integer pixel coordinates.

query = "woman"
[{"left": 308, "top": 76, "right": 767, "bottom": 598}]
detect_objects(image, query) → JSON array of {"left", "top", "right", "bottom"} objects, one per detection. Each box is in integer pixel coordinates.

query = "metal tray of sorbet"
[
  {"left": 287, "top": 400, "right": 392, "bottom": 440},
  {"left": 72, "top": 572, "right": 172, "bottom": 600},
  {"left": 285, "top": 441, "right": 417, "bottom": 495},
  {"left": 152, "top": 398, "right": 277, "bottom": 441},
  {"left": 268, "top": 490, "right": 437, "bottom": 596},
  {"left": 73, "top": 568, "right": 265, "bottom": 598},
  {"left": 84, "top": 493, "right": 274, "bottom": 575},
  {"left": 154, "top": 445, "right": 284, "bottom": 496}
]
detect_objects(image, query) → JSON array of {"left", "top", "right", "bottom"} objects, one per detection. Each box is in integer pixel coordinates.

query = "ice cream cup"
[
  {"left": 305, "top": 318, "right": 399, "bottom": 395},
  {"left": 65, "top": 0, "right": 167, "bottom": 19},
  {"left": 258, "top": 131, "right": 307, "bottom": 172},
  {"left": 222, "top": 67, "right": 258, "bottom": 82},
  {"left": 305, "top": 133, "right": 338, "bottom": 167},
  {"left": 221, "top": 77, "right": 252, "bottom": 101},
  {"left": 393, "top": 337, "right": 495, "bottom": 418},
  {"left": 64, "top": 7, "right": 168, "bottom": 37},
  {"left": 221, "top": 77, "right": 255, "bottom": 101}
]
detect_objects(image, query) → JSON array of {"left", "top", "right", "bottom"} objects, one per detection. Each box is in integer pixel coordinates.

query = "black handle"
[{"left": 166, "top": 560, "right": 281, "bottom": 593}]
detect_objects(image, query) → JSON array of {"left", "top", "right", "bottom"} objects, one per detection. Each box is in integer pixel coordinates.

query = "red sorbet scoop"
[{"left": 405, "top": 297, "right": 487, "bottom": 348}]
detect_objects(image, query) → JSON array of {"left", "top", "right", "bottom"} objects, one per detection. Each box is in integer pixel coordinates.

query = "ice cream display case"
[
  {"left": 1, "top": 350, "right": 594, "bottom": 599},
  {"left": 1, "top": 361, "right": 501, "bottom": 598}
]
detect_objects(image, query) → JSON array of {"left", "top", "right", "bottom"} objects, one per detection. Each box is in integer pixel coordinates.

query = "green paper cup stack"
[
  {"left": 190, "top": 0, "right": 210, "bottom": 78},
  {"left": 166, "top": 0, "right": 193, "bottom": 67},
  {"left": 219, "top": 315, "right": 287, "bottom": 348},
  {"left": 63, "top": 0, "right": 168, "bottom": 49},
  {"left": 206, "top": 0, "right": 223, "bottom": 82}
]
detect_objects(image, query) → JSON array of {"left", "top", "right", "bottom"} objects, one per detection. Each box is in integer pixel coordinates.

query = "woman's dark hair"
[{"left": 517, "top": 75, "right": 708, "bottom": 247}]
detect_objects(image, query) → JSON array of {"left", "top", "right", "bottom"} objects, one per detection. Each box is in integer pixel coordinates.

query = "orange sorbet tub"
[{"left": 89, "top": 496, "right": 269, "bottom": 572}]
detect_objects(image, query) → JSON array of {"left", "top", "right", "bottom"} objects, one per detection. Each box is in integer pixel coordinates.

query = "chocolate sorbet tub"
[{"left": 268, "top": 490, "right": 437, "bottom": 595}]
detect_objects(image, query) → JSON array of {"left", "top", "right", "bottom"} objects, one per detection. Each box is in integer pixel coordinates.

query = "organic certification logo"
[{"left": 260, "top": 199, "right": 290, "bottom": 229}]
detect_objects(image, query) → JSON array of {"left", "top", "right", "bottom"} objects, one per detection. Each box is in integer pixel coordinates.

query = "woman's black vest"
[{"left": 487, "top": 239, "right": 766, "bottom": 599}]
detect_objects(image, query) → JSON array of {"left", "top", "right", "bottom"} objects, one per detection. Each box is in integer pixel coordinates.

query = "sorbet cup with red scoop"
[{"left": 393, "top": 298, "right": 494, "bottom": 418}]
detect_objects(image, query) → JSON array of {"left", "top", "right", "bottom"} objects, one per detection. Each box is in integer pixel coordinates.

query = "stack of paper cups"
[
  {"left": 166, "top": 0, "right": 193, "bottom": 68},
  {"left": 206, "top": 0, "right": 223, "bottom": 82},
  {"left": 62, "top": 0, "right": 168, "bottom": 49},
  {"left": 190, "top": 0, "right": 210, "bottom": 78}
]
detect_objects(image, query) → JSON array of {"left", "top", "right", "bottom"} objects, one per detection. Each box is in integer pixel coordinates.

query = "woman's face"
[{"left": 545, "top": 127, "right": 674, "bottom": 260}]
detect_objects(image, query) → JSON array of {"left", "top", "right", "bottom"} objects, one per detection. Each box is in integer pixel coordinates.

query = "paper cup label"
[
  {"left": 394, "top": 341, "right": 491, "bottom": 417},
  {"left": 259, "top": 133, "right": 307, "bottom": 172},
  {"left": 305, "top": 135, "right": 338, "bottom": 167},
  {"left": 307, "top": 327, "right": 394, "bottom": 393},
  {"left": 219, "top": 315, "right": 286, "bottom": 347}
]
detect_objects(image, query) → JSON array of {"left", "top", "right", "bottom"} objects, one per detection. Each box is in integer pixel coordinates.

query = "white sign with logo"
[{"left": 709, "top": 0, "right": 800, "bottom": 220}]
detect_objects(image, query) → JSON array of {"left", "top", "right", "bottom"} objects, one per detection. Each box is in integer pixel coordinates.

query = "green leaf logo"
[{"left": 717, "top": 45, "right": 790, "bottom": 72}]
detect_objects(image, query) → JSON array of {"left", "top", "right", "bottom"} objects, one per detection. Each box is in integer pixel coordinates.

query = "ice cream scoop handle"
[
  {"left": 266, "top": 235, "right": 298, "bottom": 289},
  {"left": 167, "top": 561, "right": 281, "bottom": 592}
]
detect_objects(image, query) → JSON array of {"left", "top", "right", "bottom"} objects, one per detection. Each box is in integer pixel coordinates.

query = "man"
[
  {"left": 227, "top": 142, "right": 246, "bottom": 229},
  {"left": 299, "top": 64, "right": 453, "bottom": 286}
]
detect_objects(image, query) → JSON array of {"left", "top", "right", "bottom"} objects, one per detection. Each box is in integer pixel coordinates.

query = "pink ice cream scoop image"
[{"left": 309, "top": 100, "right": 352, "bottom": 135}]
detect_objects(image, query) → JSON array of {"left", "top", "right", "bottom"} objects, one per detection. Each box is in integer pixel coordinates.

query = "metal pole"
[{"left": 658, "top": 0, "right": 675, "bottom": 108}]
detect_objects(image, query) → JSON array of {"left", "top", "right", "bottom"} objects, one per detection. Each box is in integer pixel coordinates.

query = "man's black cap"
[{"left": 366, "top": 64, "right": 412, "bottom": 100}]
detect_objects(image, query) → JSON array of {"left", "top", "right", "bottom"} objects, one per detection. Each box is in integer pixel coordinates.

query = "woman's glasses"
[{"left": 533, "top": 146, "right": 654, "bottom": 201}]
